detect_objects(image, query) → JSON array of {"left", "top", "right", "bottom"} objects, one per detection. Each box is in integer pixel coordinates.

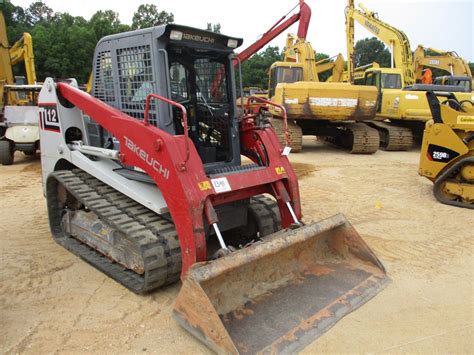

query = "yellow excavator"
[
  {"left": 0, "top": 9, "right": 42, "bottom": 165},
  {"left": 419, "top": 91, "right": 473, "bottom": 208},
  {"left": 266, "top": 32, "right": 380, "bottom": 153},
  {"left": 414, "top": 45, "right": 473, "bottom": 91},
  {"left": 345, "top": 1, "right": 473, "bottom": 151}
]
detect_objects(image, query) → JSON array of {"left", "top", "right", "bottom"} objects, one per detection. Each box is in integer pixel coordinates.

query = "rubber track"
[
  {"left": 433, "top": 157, "right": 474, "bottom": 209},
  {"left": 46, "top": 169, "right": 181, "bottom": 294},
  {"left": 368, "top": 121, "right": 413, "bottom": 151},
  {"left": 248, "top": 195, "right": 282, "bottom": 237}
]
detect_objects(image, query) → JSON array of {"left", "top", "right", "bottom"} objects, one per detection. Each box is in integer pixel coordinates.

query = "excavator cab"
[{"left": 268, "top": 63, "right": 304, "bottom": 98}]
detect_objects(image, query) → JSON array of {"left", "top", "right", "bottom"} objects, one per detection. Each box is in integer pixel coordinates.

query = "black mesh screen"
[
  {"left": 94, "top": 51, "right": 115, "bottom": 103},
  {"left": 116, "top": 45, "right": 157, "bottom": 126}
]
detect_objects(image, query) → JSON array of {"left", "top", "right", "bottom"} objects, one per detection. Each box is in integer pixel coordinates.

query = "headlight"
[
  {"left": 227, "top": 39, "right": 238, "bottom": 48},
  {"left": 170, "top": 30, "right": 183, "bottom": 41}
]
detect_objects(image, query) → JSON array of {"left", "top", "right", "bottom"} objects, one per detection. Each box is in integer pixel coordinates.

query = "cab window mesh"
[
  {"left": 94, "top": 51, "right": 115, "bottom": 102},
  {"left": 116, "top": 45, "right": 157, "bottom": 125}
]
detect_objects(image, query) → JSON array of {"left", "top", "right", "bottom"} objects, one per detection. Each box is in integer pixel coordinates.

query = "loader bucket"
[{"left": 173, "top": 214, "right": 389, "bottom": 354}]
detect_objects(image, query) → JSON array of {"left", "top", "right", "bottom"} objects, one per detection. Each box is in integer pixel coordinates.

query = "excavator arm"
[
  {"left": 0, "top": 10, "right": 14, "bottom": 108},
  {"left": 236, "top": 0, "right": 311, "bottom": 63},
  {"left": 345, "top": 0, "right": 415, "bottom": 85},
  {"left": 316, "top": 54, "right": 345, "bottom": 82},
  {"left": 414, "top": 45, "right": 472, "bottom": 80},
  {"left": 212, "top": 0, "right": 311, "bottom": 96},
  {"left": 9, "top": 32, "right": 37, "bottom": 85}
]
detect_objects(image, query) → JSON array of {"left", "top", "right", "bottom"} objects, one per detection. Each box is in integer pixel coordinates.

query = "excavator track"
[
  {"left": 271, "top": 118, "right": 303, "bottom": 152},
  {"left": 45, "top": 169, "right": 182, "bottom": 293},
  {"left": 433, "top": 157, "right": 474, "bottom": 209},
  {"left": 368, "top": 121, "right": 413, "bottom": 151},
  {"left": 325, "top": 122, "right": 380, "bottom": 154}
]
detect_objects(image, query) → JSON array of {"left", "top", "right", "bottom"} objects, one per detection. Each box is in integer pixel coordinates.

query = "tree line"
[
  {"left": 3, "top": 1, "right": 175, "bottom": 83},
  {"left": 4, "top": 2, "right": 471, "bottom": 89}
]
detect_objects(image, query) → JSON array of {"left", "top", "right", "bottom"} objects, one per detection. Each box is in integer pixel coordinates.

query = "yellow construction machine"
[
  {"left": 414, "top": 45, "right": 473, "bottom": 91},
  {"left": 266, "top": 33, "right": 380, "bottom": 153},
  {"left": 0, "top": 9, "right": 13, "bottom": 108},
  {"left": 345, "top": 1, "right": 473, "bottom": 151},
  {"left": 0, "top": 9, "right": 41, "bottom": 164},
  {"left": 419, "top": 91, "right": 474, "bottom": 209}
]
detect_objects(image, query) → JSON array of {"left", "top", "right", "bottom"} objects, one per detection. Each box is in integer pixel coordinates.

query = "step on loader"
[
  {"left": 39, "top": 24, "right": 389, "bottom": 353},
  {"left": 419, "top": 91, "right": 474, "bottom": 208}
]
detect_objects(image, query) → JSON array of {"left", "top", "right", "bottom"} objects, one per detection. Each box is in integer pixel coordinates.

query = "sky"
[{"left": 10, "top": 0, "right": 474, "bottom": 62}]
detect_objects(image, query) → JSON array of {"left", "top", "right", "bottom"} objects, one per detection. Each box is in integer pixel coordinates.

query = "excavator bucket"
[{"left": 173, "top": 214, "right": 389, "bottom": 354}]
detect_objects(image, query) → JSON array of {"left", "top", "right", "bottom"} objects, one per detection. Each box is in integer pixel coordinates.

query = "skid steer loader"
[
  {"left": 39, "top": 25, "right": 389, "bottom": 353},
  {"left": 419, "top": 91, "right": 474, "bottom": 209}
]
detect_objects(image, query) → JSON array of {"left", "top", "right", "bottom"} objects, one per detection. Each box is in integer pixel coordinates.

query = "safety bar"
[
  {"left": 246, "top": 95, "right": 289, "bottom": 147},
  {"left": 144, "top": 93, "right": 190, "bottom": 169}
]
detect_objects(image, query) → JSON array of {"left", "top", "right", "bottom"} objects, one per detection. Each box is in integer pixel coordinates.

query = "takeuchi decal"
[{"left": 124, "top": 136, "right": 170, "bottom": 179}]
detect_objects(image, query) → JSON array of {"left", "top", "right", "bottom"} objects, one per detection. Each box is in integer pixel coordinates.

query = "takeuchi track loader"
[
  {"left": 39, "top": 25, "right": 388, "bottom": 353},
  {"left": 419, "top": 92, "right": 474, "bottom": 209}
]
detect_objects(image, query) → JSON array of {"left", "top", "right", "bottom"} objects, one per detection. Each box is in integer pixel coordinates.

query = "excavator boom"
[
  {"left": 9, "top": 32, "right": 37, "bottom": 84},
  {"left": 346, "top": 0, "right": 415, "bottom": 85},
  {"left": 0, "top": 10, "right": 14, "bottom": 108},
  {"left": 236, "top": 0, "right": 311, "bottom": 63}
]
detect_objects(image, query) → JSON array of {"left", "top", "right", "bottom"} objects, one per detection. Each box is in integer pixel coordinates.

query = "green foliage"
[
  {"left": 469, "top": 63, "right": 474, "bottom": 77},
  {"left": 2, "top": 1, "right": 294, "bottom": 90},
  {"left": 240, "top": 46, "right": 282, "bottom": 89},
  {"left": 315, "top": 53, "right": 332, "bottom": 81},
  {"left": 354, "top": 37, "right": 391, "bottom": 68},
  {"left": 206, "top": 23, "right": 221, "bottom": 33},
  {"left": 2, "top": 2, "right": 30, "bottom": 41},
  {"left": 29, "top": 14, "right": 96, "bottom": 82},
  {"left": 131, "top": 4, "right": 173, "bottom": 30},
  {"left": 25, "top": 1, "right": 53, "bottom": 24},
  {"left": 89, "top": 10, "right": 130, "bottom": 42},
  {"left": 2, "top": 2, "right": 153, "bottom": 83}
]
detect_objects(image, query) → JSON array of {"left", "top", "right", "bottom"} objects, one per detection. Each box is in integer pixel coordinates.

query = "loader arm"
[{"left": 51, "top": 81, "right": 301, "bottom": 274}]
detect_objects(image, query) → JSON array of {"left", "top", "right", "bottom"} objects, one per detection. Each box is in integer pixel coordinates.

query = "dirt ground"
[{"left": 1, "top": 138, "right": 473, "bottom": 354}]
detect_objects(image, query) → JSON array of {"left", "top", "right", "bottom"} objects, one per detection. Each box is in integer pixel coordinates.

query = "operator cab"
[
  {"left": 268, "top": 63, "right": 304, "bottom": 98},
  {"left": 363, "top": 70, "right": 403, "bottom": 90},
  {"left": 90, "top": 25, "right": 243, "bottom": 173}
]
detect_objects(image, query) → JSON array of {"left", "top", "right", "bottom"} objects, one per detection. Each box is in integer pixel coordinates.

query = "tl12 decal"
[{"left": 39, "top": 105, "right": 60, "bottom": 132}]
